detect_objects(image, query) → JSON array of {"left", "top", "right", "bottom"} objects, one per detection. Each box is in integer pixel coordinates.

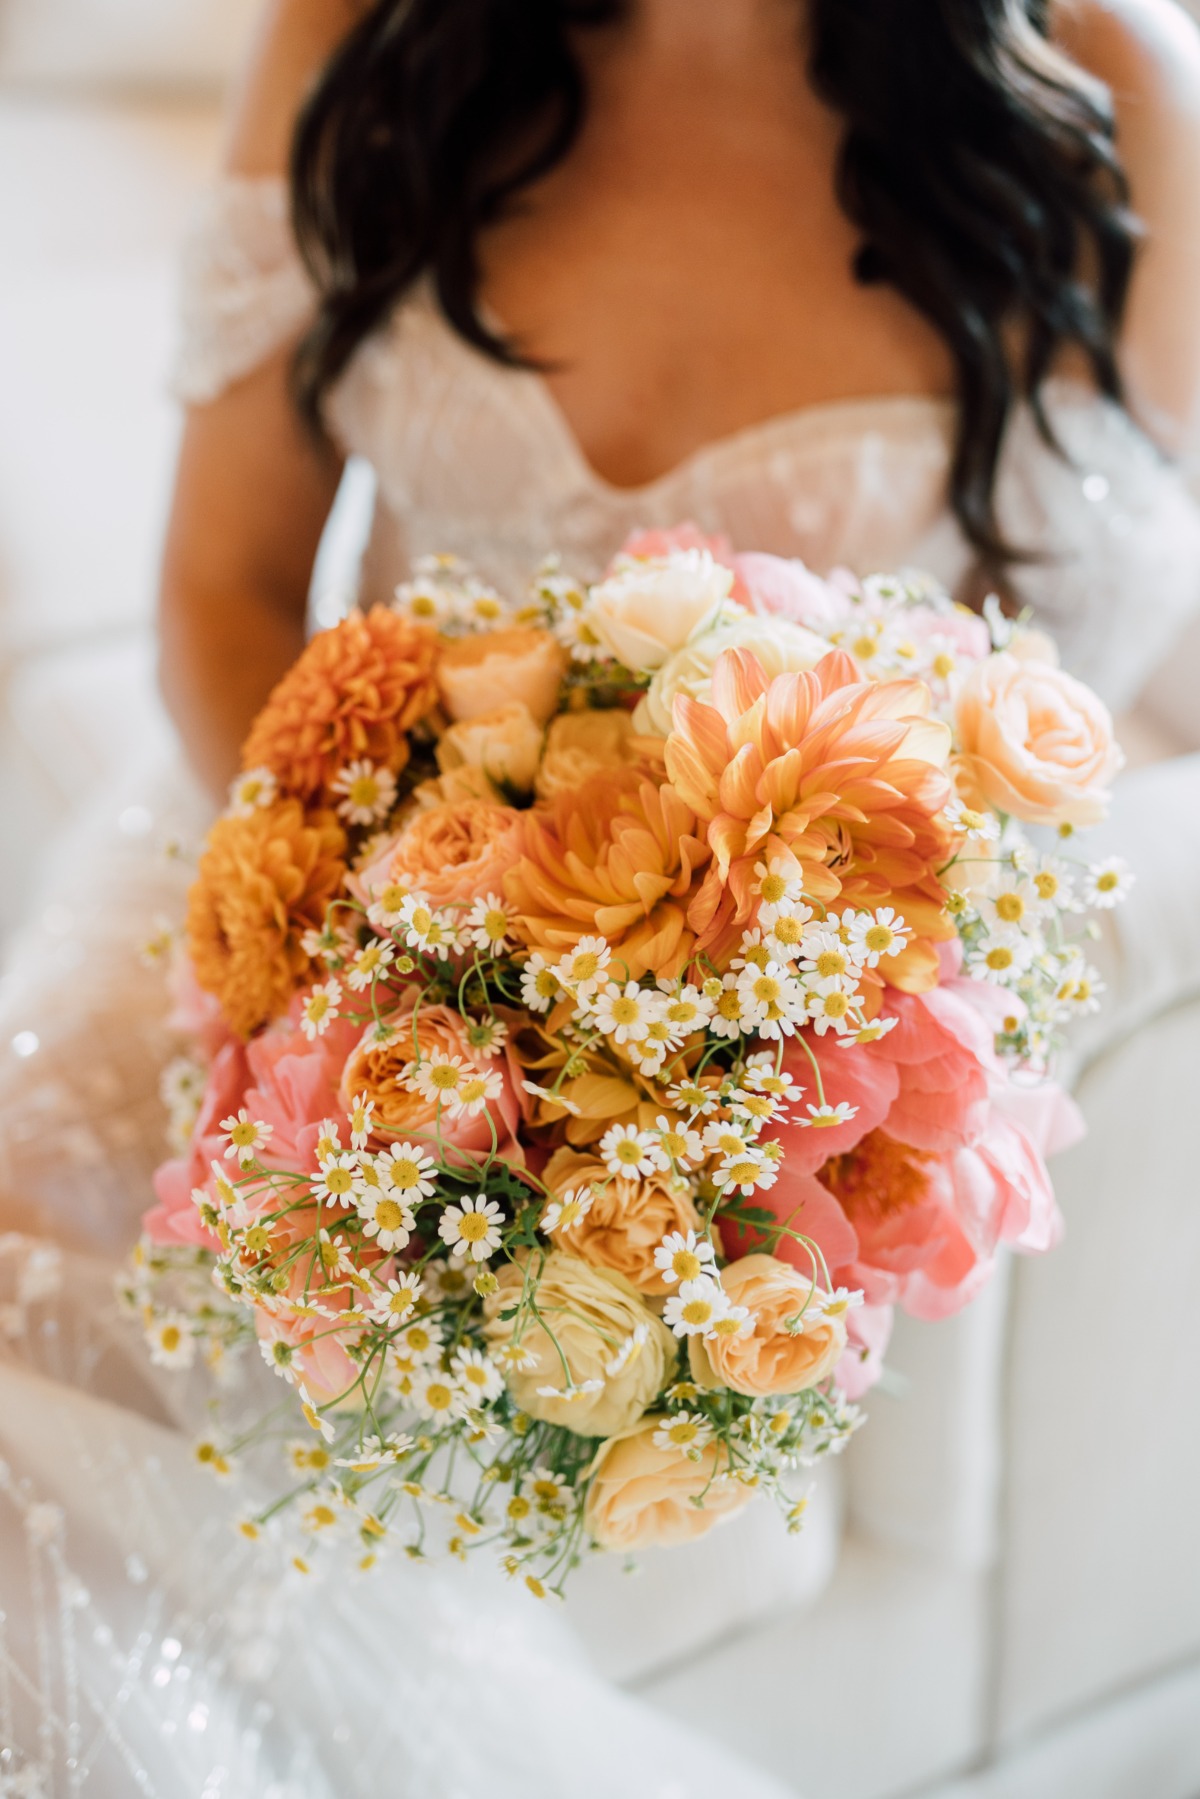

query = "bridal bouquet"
[{"left": 132, "top": 527, "right": 1128, "bottom": 1593}]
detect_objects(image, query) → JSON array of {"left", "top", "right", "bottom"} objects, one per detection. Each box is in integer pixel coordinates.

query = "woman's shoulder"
[
  {"left": 1056, "top": 0, "right": 1200, "bottom": 135},
  {"left": 223, "top": 0, "right": 371, "bottom": 177}
]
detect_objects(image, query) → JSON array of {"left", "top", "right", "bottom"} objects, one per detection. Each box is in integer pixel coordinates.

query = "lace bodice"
[{"left": 174, "top": 176, "right": 1200, "bottom": 714}]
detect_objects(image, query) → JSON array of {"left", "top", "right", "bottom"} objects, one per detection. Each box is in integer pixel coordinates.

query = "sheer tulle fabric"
[{"left": 3, "top": 174, "right": 1200, "bottom": 1796}]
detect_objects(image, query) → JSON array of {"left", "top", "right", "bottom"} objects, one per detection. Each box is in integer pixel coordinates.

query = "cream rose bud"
[
  {"left": 535, "top": 710, "right": 637, "bottom": 803},
  {"left": 584, "top": 548, "right": 734, "bottom": 672},
  {"left": 585, "top": 1418, "right": 754, "bottom": 1550},
  {"left": 483, "top": 1252, "right": 675, "bottom": 1439},
  {"left": 688, "top": 1255, "right": 847, "bottom": 1399},
  {"left": 436, "top": 701, "right": 544, "bottom": 793},
  {"left": 954, "top": 651, "right": 1122, "bottom": 828},
  {"left": 436, "top": 627, "right": 567, "bottom": 725},
  {"left": 632, "top": 613, "right": 830, "bottom": 737}
]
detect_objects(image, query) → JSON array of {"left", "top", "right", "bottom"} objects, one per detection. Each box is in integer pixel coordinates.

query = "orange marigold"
[
  {"left": 240, "top": 608, "right": 439, "bottom": 802},
  {"left": 665, "top": 647, "right": 955, "bottom": 986},
  {"left": 503, "top": 766, "right": 712, "bottom": 983},
  {"left": 187, "top": 799, "right": 347, "bottom": 1037}
]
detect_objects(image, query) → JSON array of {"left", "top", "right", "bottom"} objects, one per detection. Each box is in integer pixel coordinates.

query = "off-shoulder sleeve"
[{"left": 171, "top": 175, "right": 316, "bottom": 404}]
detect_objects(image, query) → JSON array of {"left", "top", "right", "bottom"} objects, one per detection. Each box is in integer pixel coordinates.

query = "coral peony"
[
  {"left": 186, "top": 800, "right": 346, "bottom": 1038},
  {"left": 505, "top": 765, "right": 712, "bottom": 982},
  {"left": 665, "top": 648, "right": 955, "bottom": 980},
  {"left": 241, "top": 608, "right": 439, "bottom": 803}
]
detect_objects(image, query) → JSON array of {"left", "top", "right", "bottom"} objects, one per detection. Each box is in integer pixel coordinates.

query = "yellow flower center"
[
  {"left": 229, "top": 1120, "right": 257, "bottom": 1148},
  {"left": 760, "top": 872, "right": 788, "bottom": 904},
  {"left": 508, "top": 1495, "right": 532, "bottom": 1520},
  {"left": 753, "top": 975, "right": 782, "bottom": 1005},
  {"left": 306, "top": 994, "right": 330, "bottom": 1023},
  {"left": 410, "top": 907, "right": 432, "bottom": 936},
  {"left": 429, "top": 1063, "right": 461, "bottom": 1092},
  {"left": 325, "top": 1167, "right": 355, "bottom": 1196},
  {"left": 716, "top": 991, "right": 742, "bottom": 1021},
  {"left": 571, "top": 950, "right": 600, "bottom": 982},
  {"left": 374, "top": 1198, "right": 405, "bottom": 1233},
  {"left": 1096, "top": 871, "right": 1119, "bottom": 893},
  {"left": 160, "top": 1325, "right": 181, "bottom": 1353},
  {"left": 710, "top": 1314, "right": 744, "bottom": 1338},
  {"left": 380, "top": 882, "right": 407, "bottom": 911},
  {"left": 534, "top": 969, "right": 559, "bottom": 998},
  {"left": 815, "top": 949, "right": 848, "bottom": 979},
  {"left": 615, "top": 1139, "right": 643, "bottom": 1166},
  {"left": 671, "top": 1249, "right": 704, "bottom": 1283},
  {"left": 933, "top": 651, "right": 955, "bottom": 679},
  {"left": 610, "top": 996, "right": 640, "bottom": 1026},
  {"left": 995, "top": 892, "right": 1025, "bottom": 923},
  {"left": 349, "top": 774, "right": 380, "bottom": 809},
  {"left": 667, "top": 1420, "right": 700, "bottom": 1445},
  {"left": 681, "top": 1297, "right": 715, "bottom": 1327},
  {"left": 725, "top": 1159, "right": 762, "bottom": 1187},
  {"left": 863, "top": 924, "right": 896, "bottom": 955},
  {"left": 772, "top": 915, "right": 803, "bottom": 946},
  {"left": 424, "top": 1382, "right": 454, "bottom": 1412},
  {"left": 390, "top": 1158, "right": 422, "bottom": 1191},
  {"left": 459, "top": 1211, "right": 491, "bottom": 1242},
  {"left": 1034, "top": 872, "right": 1059, "bottom": 900},
  {"left": 821, "top": 992, "right": 850, "bottom": 1018},
  {"left": 483, "top": 909, "right": 508, "bottom": 940},
  {"left": 986, "top": 946, "right": 1015, "bottom": 971},
  {"left": 743, "top": 944, "right": 770, "bottom": 971}
]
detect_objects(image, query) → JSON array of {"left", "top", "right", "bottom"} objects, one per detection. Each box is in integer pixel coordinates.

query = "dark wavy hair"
[{"left": 290, "top": 0, "right": 1139, "bottom": 564}]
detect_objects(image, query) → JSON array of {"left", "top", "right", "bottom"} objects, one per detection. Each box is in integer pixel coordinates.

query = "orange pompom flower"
[
  {"left": 240, "top": 608, "right": 440, "bottom": 803},
  {"left": 504, "top": 766, "right": 712, "bottom": 983},
  {"left": 187, "top": 799, "right": 347, "bottom": 1037},
  {"left": 665, "top": 647, "right": 955, "bottom": 987}
]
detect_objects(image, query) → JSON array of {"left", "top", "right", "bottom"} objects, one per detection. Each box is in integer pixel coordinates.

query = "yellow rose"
[
  {"left": 584, "top": 549, "right": 733, "bottom": 672},
  {"left": 632, "top": 612, "right": 829, "bottom": 737},
  {"left": 954, "top": 651, "right": 1122, "bottom": 828},
  {"left": 688, "top": 1255, "right": 847, "bottom": 1399},
  {"left": 437, "top": 627, "right": 567, "bottom": 725},
  {"left": 542, "top": 1148, "right": 702, "bottom": 1296},
  {"left": 436, "top": 701, "right": 544, "bottom": 793},
  {"left": 584, "top": 1418, "right": 754, "bottom": 1550},
  {"left": 482, "top": 1252, "right": 675, "bottom": 1438},
  {"left": 534, "top": 710, "right": 638, "bottom": 803}
]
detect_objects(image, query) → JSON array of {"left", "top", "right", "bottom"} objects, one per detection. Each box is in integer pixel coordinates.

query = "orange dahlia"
[
  {"left": 664, "top": 647, "right": 955, "bottom": 986},
  {"left": 504, "top": 766, "right": 711, "bottom": 982},
  {"left": 240, "top": 608, "right": 440, "bottom": 802},
  {"left": 187, "top": 799, "right": 347, "bottom": 1037}
]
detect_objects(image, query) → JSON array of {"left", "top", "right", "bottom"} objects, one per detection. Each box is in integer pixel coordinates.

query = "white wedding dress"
[{"left": 2, "top": 176, "right": 1199, "bottom": 1799}]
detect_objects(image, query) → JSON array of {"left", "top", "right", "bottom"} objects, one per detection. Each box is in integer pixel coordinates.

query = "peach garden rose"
[
  {"left": 688, "top": 1254, "right": 848, "bottom": 1399},
  {"left": 954, "top": 650, "right": 1122, "bottom": 827},
  {"left": 584, "top": 1418, "right": 754, "bottom": 1550}
]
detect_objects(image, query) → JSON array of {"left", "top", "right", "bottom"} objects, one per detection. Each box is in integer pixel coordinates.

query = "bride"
[{"left": 2, "top": 0, "right": 1199, "bottom": 1792}]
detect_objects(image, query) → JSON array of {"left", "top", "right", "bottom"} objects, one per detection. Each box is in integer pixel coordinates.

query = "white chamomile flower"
[
  {"left": 301, "top": 979, "right": 342, "bottom": 1040},
  {"left": 800, "top": 1100, "right": 858, "bottom": 1130},
  {"left": 653, "top": 1229, "right": 718, "bottom": 1288},
  {"left": 1054, "top": 957, "right": 1105, "bottom": 1015},
  {"left": 846, "top": 906, "right": 912, "bottom": 967},
  {"left": 541, "top": 1186, "right": 594, "bottom": 1233},
  {"left": 837, "top": 1016, "right": 899, "bottom": 1047},
  {"left": 365, "top": 880, "right": 410, "bottom": 931},
  {"left": 398, "top": 1317, "right": 444, "bottom": 1363},
  {"left": 663, "top": 1277, "right": 731, "bottom": 1340},
  {"left": 605, "top": 1323, "right": 649, "bottom": 1377},
  {"left": 376, "top": 1142, "right": 439, "bottom": 1203},
  {"left": 493, "top": 1339, "right": 539, "bottom": 1374},
  {"left": 405, "top": 1054, "right": 466, "bottom": 1107},
  {"left": 806, "top": 988, "right": 858, "bottom": 1035},
  {"left": 297, "top": 1383, "right": 336, "bottom": 1441},
  {"left": 535, "top": 1376, "right": 605, "bottom": 1403},
  {"left": 555, "top": 935, "right": 612, "bottom": 1001},
  {"left": 978, "top": 875, "right": 1040, "bottom": 935},
  {"left": 220, "top": 1108, "right": 273, "bottom": 1168},
  {"left": 729, "top": 1086, "right": 788, "bottom": 1129},
  {"left": 463, "top": 1014, "right": 509, "bottom": 1059},
  {"left": 1028, "top": 856, "right": 1078, "bottom": 914},
  {"left": 656, "top": 982, "right": 716, "bottom": 1036},
  {"left": 452, "top": 1347, "right": 504, "bottom": 1404},
  {"left": 410, "top": 1372, "right": 466, "bottom": 1423},
  {"left": 754, "top": 858, "right": 808, "bottom": 924},
  {"left": 449, "top": 1066, "right": 503, "bottom": 1119},
  {"left": 356, "top": 1186, "right": 417, "bottom": 1252},
  {"left": 520, "top": 1078, "right": 582, "bottom": 1116},
  {"left": 808, "top": 1285, "right": 865, "bottom": 1322},
  {"left": 666, "top": 1078, "right": 720, "bottom": 1116},
  {"left": 968, "top": 932, "right": 1035, "bottom": 986},
  {"left": 399, "top": 896, "right": 460, "bottom": 959},
  {"left": 1083, "top": 856, "right": 1134, "bottom": 908},
  {"left": 654, "top": 1114, "right": 704, "bottom": 1170},
  {"left": 314, "top": 1151, "right": 362, "bottom": 1210},
  {"left": 742, "top": 1054, "right": 804, "bottom": 1102},
  {"left": 731, "top": 929, "right": 772, "bottom": 973},
  {"left": 336, "top": 1432, "right": 413, "bottom": 1472},
  {"left": 313, "top": 1118, "right": 343, "bottom": 1162},
  {"left": 763, "top": 906, "right": 812, "bottom": 962},
  {"left": 146, "top": 1312, "right": 195, "bottom": 1370},
  {"left": 393, "top": 573, "right": 452, "bottom": 626},
  {"left": 944, "top": 798, "right": 1001, "bottom": 843},
  {"left": 736, "top": 961, "right": 807, "bottom": 1038},
  {"left": 799, "top": 928, "right": 863, "bottom": 993},
  {"left": 346, "top": 938, "right": 395, "bottom": 992},
  {"left": 708, "top": 972, "right": 748, "bottom": 1041},
  {"left": 592, "top": 980, "right": 658, "bottom": 1045},
  {"left": 439, "top": 1194, "right": 504, "bottom": 1262},
  {"left": 226, "top": 765, "right": 278, "bottom": 816},
  {"left": 331, "top": 759, "right": 398, "bottom": 827},
  {"left": 519, "top": 952, "right": 562, "bottom": 1014},
  {"left": 346, "top": 1091, "right": 376, "bottom": 1151},
  {"left": 466, "top": 894, "right": 513, "bottom": 954},
  {"left": 715, "top": 1143, "right": 777, "bottom": 1195},
  {"left": 372, "top": 1271, "right": 423, "bottom": 1324},
  {"left": 653, "top": 1412, "right": 715, "bottom": 1458},
  {"left": 599, "top": 1123, "right": 667, "bottom": 1182}
]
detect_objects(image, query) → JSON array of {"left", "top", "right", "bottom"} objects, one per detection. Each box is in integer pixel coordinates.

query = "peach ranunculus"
[
  {"left": 688, "top": 1254, "right": 847, "bottom": 1398},
  {"left": 339, "top": 1000, "right": 525, "bottom": 1169},
  {"left": 353, "top": 797, "right": 524, "bottom": 911},
  {"left": 584, "top": 1418, "right": 754, "bottom": 1550},
  {"left": 953, "top": 651, "right": 1122, "bottom": 828},
  {"left": 436, "top": 626, "right": 567, "bottom": 725},
  {"left": 541, "top": 1147, "right": 702, "bottom": 1295},
  {"left": 435, "top": 701, "right": 544, "bottom": 795},
  {"left": 665, "top": 647, "right": 954, "bottom": 983},
  {"left": 534, "top": 709, "right": 641, "bottom": 804},
  {"left": 584, "top": 547, "right": 734, "bottom": 672},
  {"left": 632, "top": 611, "right": 830, "bottom": 738},
  {"left": 186, "top": 800, "right": 347, "bottom": 1038},
  {"left": 483, "top": 1253, "right": 675, "bottom": 1438},
  {"left": 240, "top": 608, "right": 439, "bottom": 803},
  {"left": 505, "top": 765, "right": 712, "bottom": 982}
]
